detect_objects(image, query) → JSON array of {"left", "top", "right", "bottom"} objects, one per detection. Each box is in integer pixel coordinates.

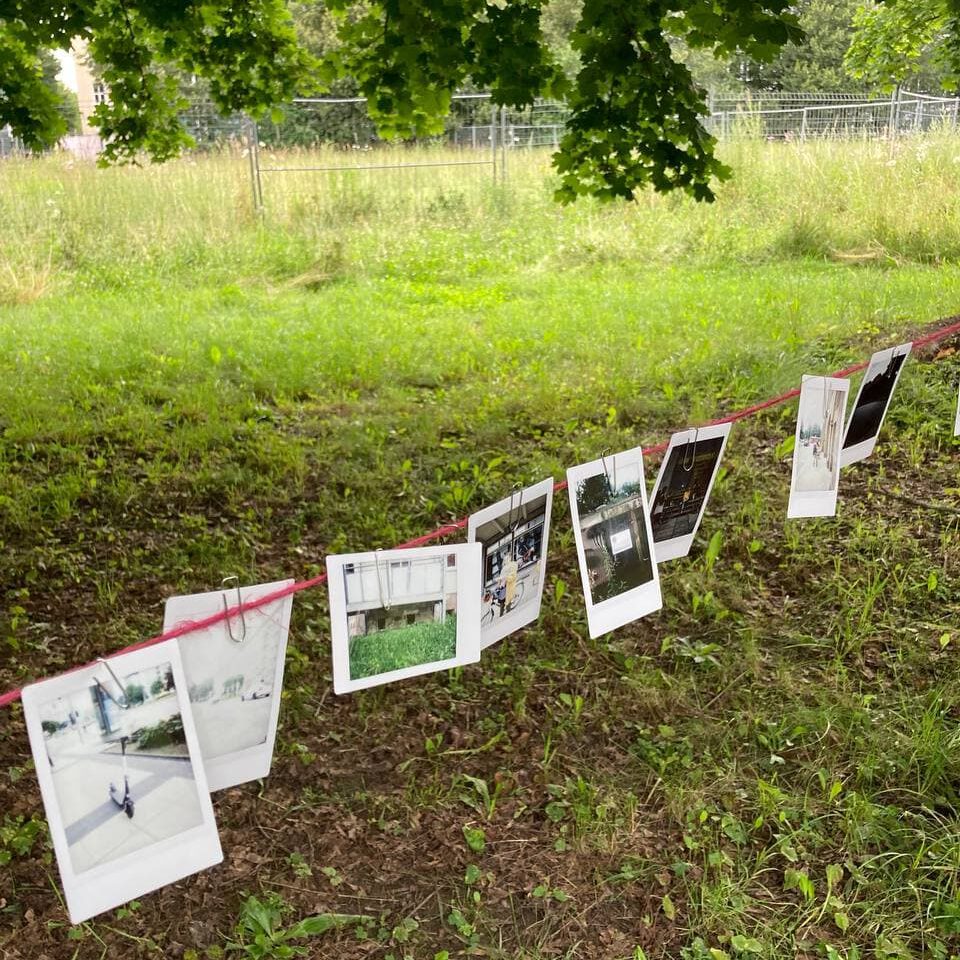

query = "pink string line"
[{"left": 2, "top": 316, "right": 958, "bottom": 711}]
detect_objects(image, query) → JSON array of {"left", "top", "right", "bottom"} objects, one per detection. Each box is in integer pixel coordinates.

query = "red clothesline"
[{"left": 1, "top": 316, "right": 958, "bottom": 711}]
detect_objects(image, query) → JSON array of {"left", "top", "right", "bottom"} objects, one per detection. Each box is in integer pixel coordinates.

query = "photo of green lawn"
[
  {"left": 348, "top": 616, "right": 457, "bottom": 681},
  {"left": 2, "top": 128, "right": 960, "bottom": 959}
]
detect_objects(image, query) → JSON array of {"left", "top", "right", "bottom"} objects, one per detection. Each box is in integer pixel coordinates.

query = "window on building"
[
  {"left": 377, "top": 617, "right": 386, "bottom": 630},
  {"left": 93, "top": 81, "right": 108, "bottom": 105},
  {"left": 406, "top": 613, "right": 416, "bottom": 625}
]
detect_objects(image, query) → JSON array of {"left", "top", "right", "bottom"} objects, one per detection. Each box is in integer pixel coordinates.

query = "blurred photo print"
[
  {"left": 327, "top": 543, "right": 482, "bottom": 694},
  {"left": 164, "top": 578, "right": 294, "bottom": 792},
  {"left": 567, "top": 446, "right": 662, "bottom": 639},
  {"left": 21, "top": 642, "right": 221, "bottom": 924},
  {"left": 840, "top": 342, "right": 911, "bottom": 467},
  {"left": 788, "top": 375, "right": 850, "bottom": 519},
  {"left": 649, "top": 423, "right": 732, "bottom": 562},
  {"left": 468, "top": 478, "right": 554, "bottom": 649}
]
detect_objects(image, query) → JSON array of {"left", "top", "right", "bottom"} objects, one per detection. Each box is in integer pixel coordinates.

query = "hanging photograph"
[
  {"left": 165, "top": 578, "right": 294, "bottom": 792},
  {"left": 20, "top": 642, "right": 221, "bottom": 924},
  {"left": 567, "top": 446, "right": 662, "bottom": 639},
  {"left": 840, "top": 342, "right": 912, "bottom": 467},
  {"left": 649, "top": 423, "right": 732, "bottom": 562},
  {"left": 467, "top": 477, "right": 554, "bottom": 649},
  {"left": 327, "top": 543, "right": 482, "bottom": 694},
  {"left": 787, "top": 375, "right": 850, "bottom": 519}
]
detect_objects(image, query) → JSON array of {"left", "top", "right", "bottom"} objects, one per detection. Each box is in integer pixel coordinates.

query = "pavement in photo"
[
  {"left": 190, "top": 695, "right": 272, "bottom": 760},
  {"left": 795, "top": 445, "right": 836, "bottom": 492},
  {"left": 51, "top": 748, "right": 204, "bottom": 874}
]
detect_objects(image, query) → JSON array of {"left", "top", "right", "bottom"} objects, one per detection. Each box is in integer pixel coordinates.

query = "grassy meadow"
[{"left": 0, "top": 134, "right": 960, "bottom": 959}]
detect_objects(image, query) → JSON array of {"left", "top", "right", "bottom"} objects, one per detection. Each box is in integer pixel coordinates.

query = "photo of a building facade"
[
  {"left": 795, "top": 380, "right": 847, "bottom": 492},
  {"left": 476, "top": 492, "right": 548, "bottom": 627},
  {"left": 575, "top": 462, "right": 654, "bottom": 605},
  {"left": 344, "top": 553, "right": 459, "bottom": 681}
]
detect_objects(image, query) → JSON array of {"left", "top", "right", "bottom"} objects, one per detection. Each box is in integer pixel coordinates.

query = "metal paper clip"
[
  {"left": 374, "top": 550, "right": 392, "bottom": 610},
  {"left": 221, "top": 575, "right": 247, "bottom": 644},
  {"left": 681, "top": 427, "right": 700, "bottom": 472},
  {"left": 600, "top": 449, "right": 617, "bottom": 493}
]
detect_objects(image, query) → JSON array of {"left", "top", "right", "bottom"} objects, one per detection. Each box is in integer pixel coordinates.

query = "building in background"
[{"left": 54, "top": 40, "right": 106, "bottom": 157}]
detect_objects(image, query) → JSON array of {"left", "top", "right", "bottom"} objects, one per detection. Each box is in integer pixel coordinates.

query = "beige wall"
[{"left": 57, "top": 39, "right": 107, "bottom": 136}]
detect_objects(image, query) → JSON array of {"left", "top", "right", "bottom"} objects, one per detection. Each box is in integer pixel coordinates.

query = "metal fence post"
[
  {"left": 800, "top": 107, "right": 808, "bottom": 140},
  {"left": 246, "top": 118, "right": 264, "bottom": 217},
  {"left": 500, "top": 105, "right": 507, "bottom": 182},
  {"left": 490, "top": 114, "right": 497, "bottom": 182}
]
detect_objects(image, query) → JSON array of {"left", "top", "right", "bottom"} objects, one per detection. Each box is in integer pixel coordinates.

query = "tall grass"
[{"left": 3, "top": 134, "right": 960, "bottom": 298}]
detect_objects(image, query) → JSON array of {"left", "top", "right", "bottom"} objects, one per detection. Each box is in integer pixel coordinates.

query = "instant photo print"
[
  {"left": 649, "top": 423, "right": 732, "bottom": 562},
  {"left": 21, "top": 642, "right": 222, "bottom": 924},
  {"left": 567, "top": 446, "right": 662, "bottom": 639},
  {"left": 327, "top": 543, "right": 482, "bottom": 694},
  {"left": 164, "top": 578, "right": 294, "bottom": 792},
  {"left": 787, "top": 375, "right": 850, "bottom": 519},
  {"left": 468, "top": 478, "right": 554, "bottom": 649},
  {"left": 840, "top": 342, "right": 911, "bottom": 467}
]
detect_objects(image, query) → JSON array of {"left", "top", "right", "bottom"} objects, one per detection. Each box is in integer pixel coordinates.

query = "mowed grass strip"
[{"left": 348, "top": 616, "right": 458, "bottom": 680}]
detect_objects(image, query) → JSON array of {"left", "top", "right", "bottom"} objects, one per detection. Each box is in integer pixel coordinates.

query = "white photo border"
[
  {"left": 788, "top": 375, "right": 850, "bottom": 519},
  {"left": 649, "top": 422, "right": 732, "bottom": 563},
  {"left": 165, "top": 579, "right": 295, "bottom": 792},
  {"left": 467, "top": 477, "right": 554, "bottom": 650},
  {"left": 840, "top": 342, "right": 912, "bottom": 468},
  {"left": 21, "top": 641, "right": 222, "bottom": 925},
  {"left": 955, "top": 380, "right": 960, "bottom": 437},
  {"left": 327, "top": 543, "right": 482, "bottom": 694},
  {"left": 567, "top": 446, "right": 662, "bottom": 639}
]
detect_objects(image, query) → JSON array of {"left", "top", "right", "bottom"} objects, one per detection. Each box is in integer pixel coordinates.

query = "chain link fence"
[
  {"left": 4, "top": 89, "right": 960, "bottom": 216},
  {"left": 704, "top": 90, "right": 960, "bottom": 140}
]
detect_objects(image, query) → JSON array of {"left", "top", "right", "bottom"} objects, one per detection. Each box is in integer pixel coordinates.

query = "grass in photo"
[
  {"left": 348, "top": 616, "right": 456, "bottom": 680},
  {"left": 344, "top": 553, "right": 459, "bottom": 682},
  {"left": 574, "top": 459, "right": 654, "bottom": 605},
  {"left": 38, "top": 662, "right": 204, "bottom": 874}
]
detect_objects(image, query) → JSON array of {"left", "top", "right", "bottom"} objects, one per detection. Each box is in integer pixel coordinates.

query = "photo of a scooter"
[
  {"left": 109, "top": 735, "right": 135, "bottom": 819},
  {"left": 95, "top": 660, "right": 136, "bottom": 820}
]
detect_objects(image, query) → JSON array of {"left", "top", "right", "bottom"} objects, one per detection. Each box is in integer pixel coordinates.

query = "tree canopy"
[
  {"left": 844, "top": 0, "right": 954, "bottom": 93},
  {"left": 5, "top": 0, "right": 805, "bottom": 201}
]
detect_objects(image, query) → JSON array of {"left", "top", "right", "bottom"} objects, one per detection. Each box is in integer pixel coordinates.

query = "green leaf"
[
  {"left": 462, "top": 825, "right": 486, "bottom": 853},
  {"left": 284, "top": 913, "right": 365, "bottom": 939},
  {"left": 662, "top": 893, "right": 676, "bottom": 920},
  {"left": 704, "top": 530, "right": 723, "bottom": 572}
]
